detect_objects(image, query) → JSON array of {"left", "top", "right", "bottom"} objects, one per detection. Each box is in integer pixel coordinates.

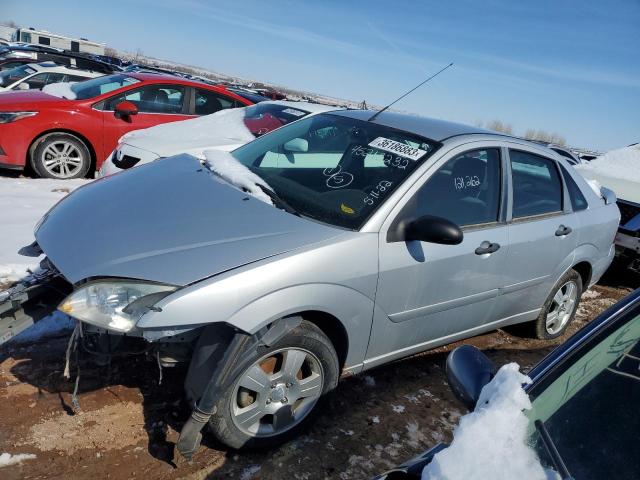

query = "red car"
[{"left": 0, "top": 72, "right": 255, "bottom": 178}]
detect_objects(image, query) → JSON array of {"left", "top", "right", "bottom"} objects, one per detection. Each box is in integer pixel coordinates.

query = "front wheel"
[
  {"left": 533, "top": 269, "right": 583, "bottom": 339},
  {"left": 31, "top": 133, "right": 92, "bottom": 179},
  {"left": 207, "top": 320, "right": 339, "bottom": 449}
]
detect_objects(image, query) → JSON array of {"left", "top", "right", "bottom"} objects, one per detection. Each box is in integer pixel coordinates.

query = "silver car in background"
[{"left": 32, "top": 110, "right": 619, "bottom": 451}]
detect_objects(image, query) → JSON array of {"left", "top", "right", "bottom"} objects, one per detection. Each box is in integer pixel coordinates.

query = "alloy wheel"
[
  {"left": 546, "top": 280, "right": 578, "bottom": 335},
  {"left": 230, "top": 348, "right": 324, "bottom": 438},
  {"left": 41, "top": 140, "right": 84, "bottom": 178}
]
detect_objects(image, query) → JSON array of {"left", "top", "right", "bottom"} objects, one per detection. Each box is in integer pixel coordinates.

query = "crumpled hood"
[
  {"left": 36, "top": 154, "right": 344, "bottom": 285},
  {"left": 120, "top": 107, "right": 255, "bottom": 158}
]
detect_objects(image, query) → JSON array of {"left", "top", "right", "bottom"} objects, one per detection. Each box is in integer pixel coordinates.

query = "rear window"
[{"left": 510, "top": 150, "right": 563, "bottom": 218}]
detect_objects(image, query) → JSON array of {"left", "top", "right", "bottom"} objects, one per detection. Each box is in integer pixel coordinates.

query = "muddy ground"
[{"left": 1, "top": 265, "right": 637, "bottom": 480}]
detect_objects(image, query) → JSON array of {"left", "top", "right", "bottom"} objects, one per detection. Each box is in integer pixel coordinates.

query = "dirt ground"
[{"left": 1, "top": 264, "right": 637, "bottom": 480}]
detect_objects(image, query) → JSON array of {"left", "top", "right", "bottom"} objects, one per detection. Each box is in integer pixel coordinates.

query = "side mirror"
[
  {"left": 601, "top": 186, "right": 616, "bottom": 205},
  {"left": 390, "top": 215, "right": 463, "bottom": 244},
  {"left": 114, "top": 100, "right": 138, "bottom": 118},
  {"left": 283, "top": 138, "right": 308, "bottom": 153},
  {"left": 446, "top": 345, "right": 495, "bottom": 410},
  {"left": 16, "top": 82, "right": 30, "bottom": 90}
]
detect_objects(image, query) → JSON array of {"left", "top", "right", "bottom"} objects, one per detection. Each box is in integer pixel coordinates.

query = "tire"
[
  {"left": 207, "top": 320, "right": 339, "bottom": 449},
  {"left": 31, "top": 133, "right": 91, "bottom": 179},
  {"left": 532, "top": 269, "right": 583, "bottom": 340}
]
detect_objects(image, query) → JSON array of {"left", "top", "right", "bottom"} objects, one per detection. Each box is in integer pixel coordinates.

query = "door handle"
[
  {"left": 555, "top": 225, "right": 572, "bottom": 236},
  {"left": 475, "top": 241, "right": 501, "bottom": 255}
]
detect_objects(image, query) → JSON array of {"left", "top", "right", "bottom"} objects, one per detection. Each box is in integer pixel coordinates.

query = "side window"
[
  {"left": 510, "top": 150, "right": 563, "bottom": 218},
  {"left": 195, "top": 89, "right": 238, "bottom": 115},
  {"left": 16, "top": 73, "right": 47, "bottom": 90},
  {"left": 560, "top": 165, "right": 588, "bottom": 211},
  {"left": 38, "top": 36, "right": 51, "bottom": 45},
  {"left": 105, "top": 85, "right": 185, "bottom": 113},
  {"left": 44, "top": 73, "right": 65, "bottom": 85},
  {"left": 398, "top": 148, "right": 502, "bottom": 228},
  {"left": 65, "top": 74, "right": 91, "bottom": 83}
]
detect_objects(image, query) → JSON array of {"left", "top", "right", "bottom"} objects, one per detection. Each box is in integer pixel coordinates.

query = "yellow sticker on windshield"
[{"left": 341, "top": 203, "right": 355, "bottom": 214}]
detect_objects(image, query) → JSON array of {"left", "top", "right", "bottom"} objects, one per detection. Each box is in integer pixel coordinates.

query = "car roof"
[
  {"left": 126, "top": 72, "right": 236, "bottom": 91},
  {"left": 266, "top": 100, "right": 341, "bottom": 114},
  {"left": 331, "top": 109, "right": 495, "bottom": 142}
]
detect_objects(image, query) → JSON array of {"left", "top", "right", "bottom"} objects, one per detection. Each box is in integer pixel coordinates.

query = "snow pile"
[
  {"left": 121, "top": 107, "right": 254, "bottom": 158},
  {"left": 42, "top": 82, "right": 77, "bottom": 100},
  {"left": 576, "top": 144, "right": 640, "bottom": 203},
  {"left": 9, "top": 311, "right": 74, "bottom": 344},
  {"left": 203, "top": 150, "right": 273, "bottom": 205},
  {"left": 0, "top": 452, "right": 37, "bottom": 468},
  {"left": 0, "top": 177, "right": 90, "bottom": 284},
  {"left": 422, "top": 363, "right": 555, "bottom": 480}
]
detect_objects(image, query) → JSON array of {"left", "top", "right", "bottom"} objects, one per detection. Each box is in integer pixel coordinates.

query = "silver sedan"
[{"left": 33, "top": 109, "right": 619, "bottom": 451}]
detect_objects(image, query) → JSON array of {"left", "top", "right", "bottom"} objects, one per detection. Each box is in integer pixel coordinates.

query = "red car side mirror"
[{"left": 114, "top": 101, "right": 138, "bottom": 118}]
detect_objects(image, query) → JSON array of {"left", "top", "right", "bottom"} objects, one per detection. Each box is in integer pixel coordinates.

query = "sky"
[{"left": 3, "top": 0, "right": 639, "bottom": 151}]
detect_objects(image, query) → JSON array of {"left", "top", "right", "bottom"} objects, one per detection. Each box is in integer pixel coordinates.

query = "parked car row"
[
  {"left": 0, "top": 72, "right": 258, "bottom": 177},
  {"left": 0, "top": 61, "right": 103, "bottom": 93},
  {"left": 0, "top": 43, "right": 115, "bottom": 73}
]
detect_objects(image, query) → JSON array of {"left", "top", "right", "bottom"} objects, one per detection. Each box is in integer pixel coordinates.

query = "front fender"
[{"left": 224, "top": 283, "right": 374, "bottom": 369}]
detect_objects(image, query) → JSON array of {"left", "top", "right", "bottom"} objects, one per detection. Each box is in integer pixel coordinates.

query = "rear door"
[
  {"left": 496, "top": 148, "right": 579, "bottom": 321},
  {"left": 192, "top": 87, "right": 244, "bottom": 115},
  {"left": 100, "top": 83, "right": 190, "bottom": 158}
]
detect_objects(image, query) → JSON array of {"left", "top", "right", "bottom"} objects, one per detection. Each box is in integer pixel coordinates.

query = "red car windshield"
[
  {"left": 71, "top": 74, "right": 140, "bottom": 100},
  {"left": 243, "top": 103, "right": 311, "bottom": 137}
]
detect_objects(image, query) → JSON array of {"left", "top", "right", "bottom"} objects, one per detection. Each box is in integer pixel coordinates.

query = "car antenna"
[{"left": 367, "top": 62, "right": 454, "bottom": 121}]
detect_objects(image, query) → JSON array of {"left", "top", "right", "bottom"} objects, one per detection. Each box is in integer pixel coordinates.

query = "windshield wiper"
[
  {"left": 257, "top": 184, "right": 300, "bottom": 216},
  {"left": 534, "top": 420, "right": 574, "bottom": 480}
]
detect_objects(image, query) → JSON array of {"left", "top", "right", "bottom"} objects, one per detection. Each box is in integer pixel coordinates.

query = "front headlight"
[
  {"left": 0, "top": 111, "right": 38, "bottom": 124},
  {"left": 59, "top": 281, "right": 177, "bottom": 333}
]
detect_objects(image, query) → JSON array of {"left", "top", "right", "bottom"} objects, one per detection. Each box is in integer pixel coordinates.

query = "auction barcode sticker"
[
  {"left": 368, "top": 137, "right": 428, "bottom": 161},
  {"left": 282, "top": 108, "right": 306, "bottom": 117}
]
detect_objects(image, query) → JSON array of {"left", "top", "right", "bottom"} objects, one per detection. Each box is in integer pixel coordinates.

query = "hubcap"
[
  {"left": 546, "top": 280, "right": 578, "bottom": 334},
  {"left": 41, "top": 141, "right": 83, "bottom": 178},
  {"left": 231, "top": 348, "right": 324, "bottom": 438}
]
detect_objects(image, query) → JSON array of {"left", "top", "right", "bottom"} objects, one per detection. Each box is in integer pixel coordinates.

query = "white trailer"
[
  {"left": 13, "top": 28, "right": 105, "bottom": 55},
  {"left": 0, "top": 24, "right": 18, "bottom": 42}
]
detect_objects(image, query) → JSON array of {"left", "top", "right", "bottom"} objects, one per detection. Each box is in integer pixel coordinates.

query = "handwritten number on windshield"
[{"left": 324, "top": 166, "right": 354, "bottom": 189}]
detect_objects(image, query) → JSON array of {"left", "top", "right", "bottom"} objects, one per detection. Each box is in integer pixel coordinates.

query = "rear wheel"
[
  {"left": 533, "top": 269, "right": 583, "bottom": 339},
  {"left": 207, "top": 320, "right": 339, "bottom": 449},
  {"left": 31, "top": 133, "right": 91, "bottom": 179}
]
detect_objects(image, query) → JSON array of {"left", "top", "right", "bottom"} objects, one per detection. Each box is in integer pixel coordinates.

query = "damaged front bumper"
[{"left": 0, "top": 258, "right": 72, "bottom": 346}]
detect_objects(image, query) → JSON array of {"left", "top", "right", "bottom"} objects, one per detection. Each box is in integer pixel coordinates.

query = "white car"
[
  {"left": 0, "top": 61, "right": 103, "bottom": 93},
  {"left": 99, "top": 100, "right": 340, "bottom": 176}
]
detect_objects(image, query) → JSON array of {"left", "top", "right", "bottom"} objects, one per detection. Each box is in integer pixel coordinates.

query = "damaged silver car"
[{"left": 7, "top": 110, "right": 620, "bottom": 454}]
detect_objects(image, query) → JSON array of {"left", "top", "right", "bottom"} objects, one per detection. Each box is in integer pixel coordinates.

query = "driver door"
[{"left": 366, "top": 146, "right": 510, "bottom": 365}]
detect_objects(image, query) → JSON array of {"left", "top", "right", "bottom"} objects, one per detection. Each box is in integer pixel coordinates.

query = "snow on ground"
[
  {"left": 9, "top": 311, "right": 74, "bottom": 344},
  {"left": 203, "top": 150, "right": 273, "bottom": 205},
  {"left": 0, "top": 452, "right": 37, "bottom": 468},
  {"left": 576, "top": 144, "right": 640, "bottom": 203},
  {"left": 0, "top": 177, "right": 89, "bottom": 284},
  {"left": 422, "top": 363, "right": 555, "bottom": 480},
  {"left": 41, "top": 82, "right": 77, "bottom": 100}
]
